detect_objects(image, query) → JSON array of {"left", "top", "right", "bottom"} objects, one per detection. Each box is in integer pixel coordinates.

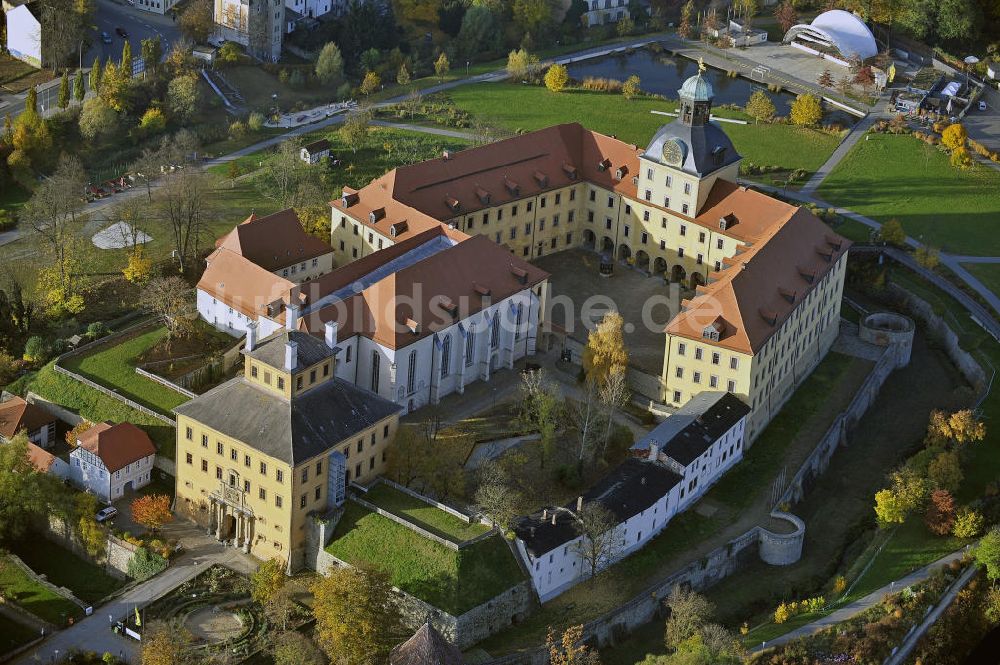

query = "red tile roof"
[
  {"left": 77, "top": 422, "right": 156, "bottom": 473},
  {"left": 215, "top": 208, "right": 332, "bottom": 272},
  {"left": 26, "top": 442, "right": 58, "bottom": 473},
  {"left": 0, "top": 396, "right": 55, "bottom": 440}
]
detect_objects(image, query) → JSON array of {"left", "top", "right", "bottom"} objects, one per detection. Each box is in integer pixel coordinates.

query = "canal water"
[{"left": 566, "top": 46, "right": 857, "bottom": 126}]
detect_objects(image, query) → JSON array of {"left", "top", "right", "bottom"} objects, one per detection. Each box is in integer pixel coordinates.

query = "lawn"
[
  {"left": 0, "top": 555, "right": 83, "bottom": 626},
  {"left": 326, "top": 501, "right": 523, "bottom": 615},
  {"left": 362, "top": 483, "right": 490, "bottom": 543},
  {"left": 442, "top": 84, "right": 842, "bottom": 177},
  {"left": 61, "top": 326, "right": 192, "bottom": 416},
  {"left": 8, "top": 361, "right": 177, "bottom": 460},
  {"left": 962, "top": 263, "right": 1000, "bottom": 301},
  {"left": 210, "top": 127, "right": 471, "bottom": 196},
  {"left": 7, "top": 539, "right": 124, "bottom": 604},
  {"left": 0, "top": 613, "right": 37, "bottom": 654},
  {"left": 818, "top": 134, "right": 1000, "bottom": 256}
]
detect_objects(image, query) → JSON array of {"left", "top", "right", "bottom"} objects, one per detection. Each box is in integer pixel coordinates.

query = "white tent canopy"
[{"left": 782, "top": 10, "right": 878, "bottom": 61}]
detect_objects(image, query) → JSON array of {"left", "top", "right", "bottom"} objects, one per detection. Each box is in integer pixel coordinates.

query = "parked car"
[
  {"left": 100, "top": 31, "right": 112, "bottom": 44},
  {"left": 979, "top": 100, "right": 988, "bottom": 111},
  {"left": 96, "top": 506, "right": 118, "bottom": 523},
  {"left": 115, "top": 27, "right": 128, "bottom": 39}
]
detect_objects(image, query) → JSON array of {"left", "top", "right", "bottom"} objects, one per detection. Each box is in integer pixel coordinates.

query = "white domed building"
[{"left": 782, "top": 9, "right": 878, "bottom": 65}]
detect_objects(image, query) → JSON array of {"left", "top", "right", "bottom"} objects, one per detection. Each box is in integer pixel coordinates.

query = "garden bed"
[
  {"left": 7, "top": 539, "right": 124, "bottom": 604},
  {"left": 326, "top": 502, "right": 523, "bottom": 615}
]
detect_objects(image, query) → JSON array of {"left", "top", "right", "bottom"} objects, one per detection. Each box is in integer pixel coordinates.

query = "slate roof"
[
  {"left": 77, "top": 422, "right": 157, "bottom": 473},
  {"left": 633, "top": 392, "right": 750, "bottom": 466},
  {"left": 173, "top": 377, "right": 403, "bottom": 466},
  {"left": 303, "top": 139, "right": 331, "bottom": 154},
  {"left": 0, "top": 396, "right": 55, "bottom": 440},
  {"left": 244, "top": 330, "right": 333, "bottom": 370},
  {"left": 513, "top": 458, "right": 682, "bottom": 557},
  {"left": 643, "top": 117, "right": 740, "bottom": 177},
  {"left": 390, "top": 623, "right": 465, "bottom": 665}
]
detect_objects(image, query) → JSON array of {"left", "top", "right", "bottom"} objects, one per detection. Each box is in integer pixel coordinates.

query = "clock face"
[{"left": 661, "top": 138, "right": 684, "bottom": 166}]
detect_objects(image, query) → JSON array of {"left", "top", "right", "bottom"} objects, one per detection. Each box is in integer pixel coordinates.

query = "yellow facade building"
[
  {"left": 326, "top": 69, "right": 849, "bottom": 441},
  {"left": 173, "top": 325, "right": 402, "bottom": 571}
]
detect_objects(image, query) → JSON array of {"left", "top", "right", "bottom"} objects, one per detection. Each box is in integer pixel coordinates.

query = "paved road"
[
  {"left": 753, "top": 548, "right": 970, "bottom": 651},
  {"left": 371, "top": 119, "right": 477, "bottom": 140},
  {"left": 14, "top": 523, "right": 256, "bottom": 665},
  {"left": 86, "top": 0, "right": 182, "bottom": 68}
]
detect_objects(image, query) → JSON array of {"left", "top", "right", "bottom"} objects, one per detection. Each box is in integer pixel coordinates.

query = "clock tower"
[{"left": 638, "top": 61, "right": 742, "bottom": 215}]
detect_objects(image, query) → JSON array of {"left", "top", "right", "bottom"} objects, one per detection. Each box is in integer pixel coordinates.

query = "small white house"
[
  {"left": 4, "top": 2, "right": 42, "bottom": 68},
  {"left": 0, "top": 395, "right": 57, "bottom": 447},
  {"left": 26, "top": 442, "right": 70, "bottom": 480},
  {"left": 70, "top": 422, "right": 157, "bottom": 503},
  {"left": 300, "top": 139, "right": 332, "bottom": 164},
  {"left": 513, "top": 391, "right": 750, "bottom": 602}
]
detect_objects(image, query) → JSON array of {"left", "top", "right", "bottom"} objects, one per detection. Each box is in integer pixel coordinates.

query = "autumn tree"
[
  {"left": 925, "top": 489, "right": 956, "bottom": 535},
  {"left": 507, "top": 48, "right": 539, "bottom": 82},
  {"left": 141, "top": 277, "right": 197, "bottom": 338},
  {"left": 73, "top": 69, "right": 85, "bottom": 102},
  {"left": 817, "top": 69, "right": 834, "bottom": 88},
  {"left": 545, "top": 64, "right": 569, "bottom": 93},
  {"left": 745, "top": 89, "right": 776, "bottom": 124},
  {"left": 66, "top": 420, "right": 93, "bottom": 446},
  {"left": 953, "top": 507, "right": 985, "bottom": 538},
  {"left": 874, "top": 466, "right": 928, "bottom": 526},
  {"left": 790, "top": 93, "right": 822, "bottom": 127},
  {"left": 255, "top": 140, "right": 320, "bottom": 209},
  {"left": 664, "top": 585, "right": 715, "bottom": 649},
  {"left": 339, "top": 107, "right": 372, "bottom": 153},
  {"left": 583, "top": 312, "right": 629, "bottom": 387},
  {"left": 546, "top": 624, "right": 600, "bottom": 665},
  {"left": 179, "top": 0, "right": 214, "bottom": 43},
  {"left": 312, "top": 565, "right": 404, "bottom": 665},
  {"left": 434, "top": 52, "right": 450, "bottom": 81},
  {"left": 879, "top": 218, "right": 906, "bottom": 245},
  {"left": 141, "top": 36, "right": 164, "bottom": 78},
  {"left": 513, "top": 0, "right": 554, "bottom": 35},
  {"left": 250, "top": 557, "right": 286, "bottom": 607},
  {"left": 396, "top": 62, "right": 411, "bottom": 87},
  {"left": 678, "top": 0, "right": 695, "bottom": 38},
  {"left": 928, "top": 450, "right": 963, "bottom": 493},
  {"left": 853, "top": 66, "right": 875, "bottom": 94},
  {"left": 929, "top": 409, "right": 986, "bottom": 446},
  {"left": 272, "top": 630, "right": 325, "bottom": 665},
  {"left": 131, "top": 493, "right": 174, "bottom": 534},
  {"left": 316, "top": 42, "right": 345, "bottom": 86},
  {"left": 599, "top": 366, "right": 629, "bottom": 457},
  {"left": 941, "top": 123, "right": 968, "bottom": 151},
  {"left": 79, "top": 96, "right": 119, "bottom": 140},
  {"left": 518, "top": 369, "right": 561, "bottom": 467},
  {"left": 359, "top": 70, "right": 381, "bottom": 96},
  {"left": 573, "top": 501, "right": 621, "bottom": 583},
  {"left": 622, "top": 74, "right": 641, "bottom": 100},
  {"left": 774, "top": 0, "right": 798, "bottom": 32},
  {"left": 0, "top": 432, "right": 66, "bottom": 541},
  {"left": 167, "top": 74, "right": 201, "bottom": 122},
  {"left": 141, "top": 621, "right": 191, "bottom": 665}
]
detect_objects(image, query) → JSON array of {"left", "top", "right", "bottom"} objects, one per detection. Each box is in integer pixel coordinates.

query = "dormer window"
[
  {"left": 779, "top": 287, "right": 796, "bottom": 304},
  {"left": 702, "top": 317, "right": 724, "bottom": 341},
  {"left": 597, "top": 158, "right": 611, "bottom": 172},
  {"left": 712, "top": 145, "right": 727, "bottom": 165},
  {"left": 341, "top": 191, "right": 359, "bottom": 207},
  {"left": 562, "top": 163, "right": 577, "bottom": 180},
  {"left": 446, "top": 196, "right": 461, "bottom": 212},
  {"left": 389, "top": 221, "right": 408, "bottom": 237},
  {"left": 510, "top": 265, "right": 528, "bottom": 284},
  {"left": 533, "top": 170, "right": 548, "bottom": 187},
  {"left": 369, "top": 208, "right": 385, "bottom": 224},
  {"left": 614, "top": 166, "right": 628, "bottom": 181},
  {"left": 405, "top": 318, "right": 420, "bottom": 334},
  {"left": 719, "top": 213, "right": 737, "bottom": 230},
  {"left": 439, "top": 297, "right": 459, "bottom": 318},
  {"left": 476, "top": 186, "right": 491, "bottom": 205},
  {"left": 504, "top": 177, "right": 520, "bottom": 195}
]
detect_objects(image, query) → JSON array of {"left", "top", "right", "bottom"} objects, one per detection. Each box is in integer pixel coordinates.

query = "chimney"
[
  {"left": 246, "top": 322, "right": 258, "bottom": 352},
  {"left": 649, "top": 442, "right": 660, "bottom": 461},
  {"left": 285, "top": 341, "right": 298, "bottom": 371},
  {"left": 325, "top": 320, "right": 338, "bottom": 350},
  {"left": 542, "top": 508, "right": 548, "bottom": 521},
  {"left": 576, "top": 496, "right": 583, "bottom": 512},
  {"left": 551, "top": 512, "right": 557, "bottom": 526},
  {"left": 286, "top": 304, "right": 300, "bottom": 331}
]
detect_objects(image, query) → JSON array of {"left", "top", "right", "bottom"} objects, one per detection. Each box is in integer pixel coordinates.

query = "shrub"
[
  {"left": 925, "top": 489, "right": 956, "bottom": 535},
  {"left": 953, "top": 507, "right": 985, "bottom": 538},
  {"left": 544, "top": 64, "right": 569, "bottom": 93},
  {"left": 790, "top": 93, "right": 822, "bottom": 127},
  {"left": 127, "top": 546, "right": 167, "bottom": 581},
  {"left": 247, "top": 111, "right": 265, "bottom": 132},
  {"left": 23, "top": 336, "right": 49, "bottom": 363},
  {"left": 774, "top": 601, "right": 791, "bottom": 623},
  {"left": 229, "top": 119, "right": 247, "bottom": 138},
  {"left": 622, "top": 75, "right": 641, "bottom": 100},
  {"left": 86, "top": 321, "right": 109, "bottom": 339},
  {"left": 0, "top": 351, "right": 18, "bottom": 385},
  {"left": 580, "top": 77, "right": 622, "bottom": 92}
]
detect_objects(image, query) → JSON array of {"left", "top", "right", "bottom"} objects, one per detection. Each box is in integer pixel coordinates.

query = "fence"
[
  {"left": 51, "top": 364, "right": 176, "bottom": 426},
  {"left": 349, "top": 494, "right": 499, "bottom": 551}
]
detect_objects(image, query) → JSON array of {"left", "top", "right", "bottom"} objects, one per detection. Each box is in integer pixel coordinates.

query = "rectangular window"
[
  {"left": 682, "top": 203, "right": 690, "bottom": 215},
  {"left": 677, "top": 342, "right": 686, "bottom": 356},
  {"left": 260, "top": 461, "right": 267, "bottom": 475},
  {"left": 407, "top": 350, "right": 417, "bottom": 394},
  {"left": 684, "top": 182, "right": 691, "bottom": 194},
  {"left": 673, "top": 390, "right": 682, "bottom": 403},
  {"left": 717, "top": 238, "right": 724, "bottom": 250},
  {"left": 300, "top": 494, "right": 307, "bottom": 509},
  {"left": 251, "top": 365, "right": 258, "bottom": 378},
  {"left": 693, "top": 371, "right": 701, "bottom": 384},
  {"left": 607, "top": 196, "right": 614, "bottom": 208},
  {"left": 698, "top": 232, "right": 705, "bottom": 243},
  {"left": 315, "top": 486, "right": 321, "bottom": 501},
  {"left": 588, "top": 211, "right": 594, "bottom": 222},
  {"left": 675, "top": 367, "right": 683, "bottom": 378},
  {"left": 569, "top": 189, "right": 575, "bottom": 201},
  {"left": 370, "top": 351, "right": 380, "bottom": 392},
  {"left": 202, "top": 459, "right": 208, "bottom": 472},
  {"left": 710, "top": 375, "right": 719, "bottom": 388},
  {"left": 259, "top": 487, "right": 267, "bottom": 500},
  {"left": 712, "top": 352, "right": 720, "bottom": 365},
  {"left": 276, "top": 469, "right": 284, "bottom": 483},
  {"left": 695, "top": 348, "right": 703, "bottom": 360},
  {"left": 217, "top": 442, "right": 223, "bottom": 455},
  {"left": 277, "top": 377, "right": 285, "bottom": 390},
  {"left": 302, "top": 468, "right": 309, "bottom": 483},
  {"left": 728, "top": 380, "right": 737, "bottom": 392},
  {"left": 730, "top": 357, "right": 739, "bottom": 370},
  {"left": 527, "top": 201, "right": 533, "bottom": 212},
  {"left": 230, "top": 448, "right": 237, "bottom": 461},
  {"left": 679, "top": 224, "right": 686, "bottom": 237},
  {"left": 244, "top": 454, "right": 251, "bottom": 467},
  {"left": 625, "top": 204, "right": 631, "bottom": 215},
  {"left": 275, "top": 495, "right": 283, "bottom": 508},
  {"left": 216, "top": 466, "right": 222, "bottom": 480},
  {"left": 589, "top": 190, "right": 596, "bottom": 202},
  {"left": 678, "top": 247, "right": 684, "bottom": 258},
  {"left": 465, "top": 331, "right": 475, "bottom": 367},
  {"left": 185, "top": 427, "right": 193, "bottom": 440},
  {"left": 641, "top": 232, "right": 648, "bottom": 245},
  {"left": 645, "top": 189, "right": 652, "bottom": 201},
  {"left": 185, "top": 453, "right": 193, "bottom": 465},
  {"left": 540, "top": 196, "right": 547, "bottom": 208},
  {"left": 201, "top": 434, "right": 208, "bottom": 448},
  {"left": 646, "top": 168, "right": 653, "bottom": 179},
  {"left": 660, "top": 240, "right": 666, "bottom": 250}
]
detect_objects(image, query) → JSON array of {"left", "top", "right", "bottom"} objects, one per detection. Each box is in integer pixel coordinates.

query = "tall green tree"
[
  {"left": 141, "top": 36, "right": 163, "bottom": 77},
  {"left": 315, "top": 42, "right": 345, "bottom": 86},
  {"left": 0, "top": 432, "right": 66, "bottom": 542},
  {"left": 89, "top": 56, "right": 102, "bottom": 93},
  {"left": 73, "top": 68, "right": 85, "bottom": 102},
  {"left": 121, "top": 40, "right": 133, "bottom": 81},
  {"left": 57, "top": 70, "right": 70, "bottom": 109}
]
